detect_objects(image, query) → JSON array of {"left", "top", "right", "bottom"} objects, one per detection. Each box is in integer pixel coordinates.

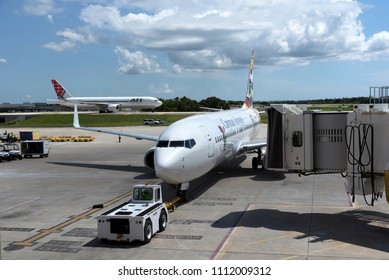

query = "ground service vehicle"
[
  {"left": 143, "top": 119, "right": 164, "bottom": 125},
  {"left": 21, "top": 140, "right": 50, "bottom": 158},
  {"left": 97, "top": 184, "right": 168, "bottom": 244},
  {"left": 0, "top": 145, "right": 10, "bottom": 162},
  {"left": 19, "top": 131, "right": 40, "bottom": 141},
  {"left": 4, "top": 143, "right": 22, "bottom": 160}
]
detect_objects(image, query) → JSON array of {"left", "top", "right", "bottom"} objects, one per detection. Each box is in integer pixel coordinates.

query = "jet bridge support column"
[{"left": 345, "top": 104, "right": 389, "bottom": 205}]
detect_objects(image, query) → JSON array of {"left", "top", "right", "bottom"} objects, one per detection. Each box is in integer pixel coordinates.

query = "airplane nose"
[{"left": 154, "top": 150, "right": 183, "bottom": 184}]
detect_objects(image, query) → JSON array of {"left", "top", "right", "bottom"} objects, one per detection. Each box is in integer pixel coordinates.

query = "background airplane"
[
  {"left": 72, "top": 50, "right": 266, "bottom": 199},
  {"left": 49, "top": 80, "right": 162, "bottom": 113}
]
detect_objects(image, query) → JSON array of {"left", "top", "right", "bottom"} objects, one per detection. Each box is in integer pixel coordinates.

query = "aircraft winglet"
[{"left": 73, "top": 104, "right": 80, "bottom": 128}]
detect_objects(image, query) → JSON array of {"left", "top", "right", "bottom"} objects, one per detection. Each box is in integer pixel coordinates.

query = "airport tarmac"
[{"left": 1, "top": 124, "right": 389, "bottom": 260}]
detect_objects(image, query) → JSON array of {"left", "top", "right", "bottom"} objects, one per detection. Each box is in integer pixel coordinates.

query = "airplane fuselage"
[
  {"left": 67, "top": 96, "right": 162, "bottom": 110},
  {"left": 154, "top": 108, "right": 261, "bottom": 184},
  {"left": 71, "top": 50, "right": 265, "bottom": 192}
]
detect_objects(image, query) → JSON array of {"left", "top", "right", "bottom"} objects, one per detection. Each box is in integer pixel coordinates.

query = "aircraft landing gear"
[
  {"left": 252, "top": 148, "right": 264, "bottom": 170},
  {"left": 178, "top": 182, "right": 190, "bottom": 202},
  {"left": 180, "top": 190, "right": 188, "bottom": 202},
  {"left": 168, "top": 182, "right": 190, "bottom": 202}
]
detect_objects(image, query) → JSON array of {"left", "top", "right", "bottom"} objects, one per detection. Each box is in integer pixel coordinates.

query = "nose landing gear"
[{"left": 167, "top": 182, "right": 190, "bottom": 202}]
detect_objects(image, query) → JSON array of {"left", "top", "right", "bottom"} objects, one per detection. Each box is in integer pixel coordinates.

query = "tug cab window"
[
  {"left": 155, "top": 188, "right": 161, "bottom": 202},
  {"left": 133, "top": 187, "right": 153, "bottom": 201}
]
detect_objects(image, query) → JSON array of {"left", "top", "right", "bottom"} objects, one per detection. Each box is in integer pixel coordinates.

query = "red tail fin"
[{"left": 51, "top": 80, "right": 71, "bottom": 100}]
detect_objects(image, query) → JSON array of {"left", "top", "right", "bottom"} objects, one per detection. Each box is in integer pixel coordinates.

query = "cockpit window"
[
  {"left": 157, "top": 140, "right": 169, "bottom": 147},
  {"left": 185, "top": 139, "right": 196, "bottom": 149},
  {"left": 169, "top": 140, "right": 185, "bottom": 147},
  {"left": 157, "top": 139, "right": 196, "bottom": 149}
]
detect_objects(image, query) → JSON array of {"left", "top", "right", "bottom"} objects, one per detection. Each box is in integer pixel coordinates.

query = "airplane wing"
[
  {"left": 46, "top": 99, "right": 74, "bottom": 107},
  {"left": 73, "top": 105, "right": 159, "bottom": 142},
  {"left": 199, "top": 106, "right": 223, "bottom": 112},
  {"left": 238, "top": 140, "right": 267, "bottom": 152}
]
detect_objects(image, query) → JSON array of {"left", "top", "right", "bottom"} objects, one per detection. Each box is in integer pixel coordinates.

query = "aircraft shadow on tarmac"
[
  {"left": 186, "top": 155, "right": 286, "bottom": 202},
  {"left": 48, "top": 156, "right": 286, "bottom": 203},
  {"left": 212, "top": 208, "right": 389, "bottom": 254}
]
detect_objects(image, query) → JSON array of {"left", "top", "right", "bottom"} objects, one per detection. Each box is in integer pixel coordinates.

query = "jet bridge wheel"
[
  {"left": 252, "top": 157, "right": 259, "bottom": 170},
  {"left": 143, "top": 219, "right": 153, "bottom": 244}
]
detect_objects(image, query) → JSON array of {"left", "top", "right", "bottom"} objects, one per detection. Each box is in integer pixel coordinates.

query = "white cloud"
[
  {"left": 23, "top": 0, "right": 55, "bottom": 16},
  {"left": 46, "top": 0, "right": 389, "bottom": 70},
  {"left": 193, "top": 9, "right": 232, "bottom": 19},
  {"left": 79, "top": 5, "right": 176, "bottom": 32},
  {"left": 172, "top": 64, "right": 183, "bottom": 74},
  {"left": 43, "top": 28, "right": 106, "bottom": 52},
  {"left": 114, "top": 47, "right": 162, "bottom": 74},
  {"left": 56, "top": 28, "right": 101, "bottom": 44},
  {"left": 366, "top": 31, "right": 389, "bottom": 54},
  {"left": 43, "top": 41, "right": 76, "bottom": 52},
  {"left": 149, "top": 83, "right": 174, "bottom": 95},
  {"left": 169, "top": 50, "right": 233, "bottom": 71},
  {"left": 0, "top": 58, "right": 7, "bottom": 64},
  {"left": 47, "top": 14, "right": 54, "bottom": 24}
]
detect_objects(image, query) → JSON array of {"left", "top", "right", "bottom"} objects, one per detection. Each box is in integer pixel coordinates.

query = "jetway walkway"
[{"left": 265, "top": 103, "right": 389, "bottom": 206}]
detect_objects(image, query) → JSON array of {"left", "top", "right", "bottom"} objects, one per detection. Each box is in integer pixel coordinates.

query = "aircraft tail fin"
[
  {"left": 242, "top": 50, "right": 254, "bottom": 109},
  {"left": 51, "top": 80, "right": 72, "bottom": 100}
]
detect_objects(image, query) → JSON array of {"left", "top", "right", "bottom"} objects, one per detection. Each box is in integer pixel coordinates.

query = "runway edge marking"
[{"left": 210, "top": 204, "right": 251, "bottom": 260}]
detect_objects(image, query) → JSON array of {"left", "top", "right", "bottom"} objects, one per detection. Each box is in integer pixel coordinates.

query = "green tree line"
[
  {"left": 152, "top": 96, "right": 372, "bottom": 112},
  {"left": 155, "top": 96, "right": 230, "bottom": 112}
]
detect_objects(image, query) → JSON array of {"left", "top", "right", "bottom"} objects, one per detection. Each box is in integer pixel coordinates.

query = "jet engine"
[
  {"left": 144, "top": 147, "right": 155, "bottom": 170},
  {"left": 107, "top": 104, "right": 120, "bottom": 112}
]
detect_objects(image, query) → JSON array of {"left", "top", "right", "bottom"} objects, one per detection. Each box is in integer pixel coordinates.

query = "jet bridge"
[{"left": 265, "top": 103, "right": 389, "bottom": 206}]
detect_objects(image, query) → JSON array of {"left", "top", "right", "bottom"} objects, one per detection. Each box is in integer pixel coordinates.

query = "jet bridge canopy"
[
  {"left": 266, "top": 104, "right": 347, "bottom": 173},
  {"left": 265, "top": 103, "right": 389, "bottom": 206}
]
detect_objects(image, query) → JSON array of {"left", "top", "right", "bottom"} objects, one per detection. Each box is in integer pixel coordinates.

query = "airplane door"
[{"left": 200, "top": 126, "right": 214, "bottom": 158}]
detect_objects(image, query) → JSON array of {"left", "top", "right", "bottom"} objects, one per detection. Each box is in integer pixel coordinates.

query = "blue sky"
[{"left": 1, "top": 0, "right": 389, "bottom": 104}]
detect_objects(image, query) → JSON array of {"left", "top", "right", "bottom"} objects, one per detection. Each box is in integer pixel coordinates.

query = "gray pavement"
[{"left": 0, "top": 124, "right": 389, "bottom": 260}]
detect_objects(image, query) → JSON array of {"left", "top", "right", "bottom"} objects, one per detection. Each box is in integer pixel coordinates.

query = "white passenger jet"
[
  {"left": 49, "top": 80, "right": 162, "bottom": 113},
  {"left": 73, "top": 50, "right": 266, "bottom": 197}
]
